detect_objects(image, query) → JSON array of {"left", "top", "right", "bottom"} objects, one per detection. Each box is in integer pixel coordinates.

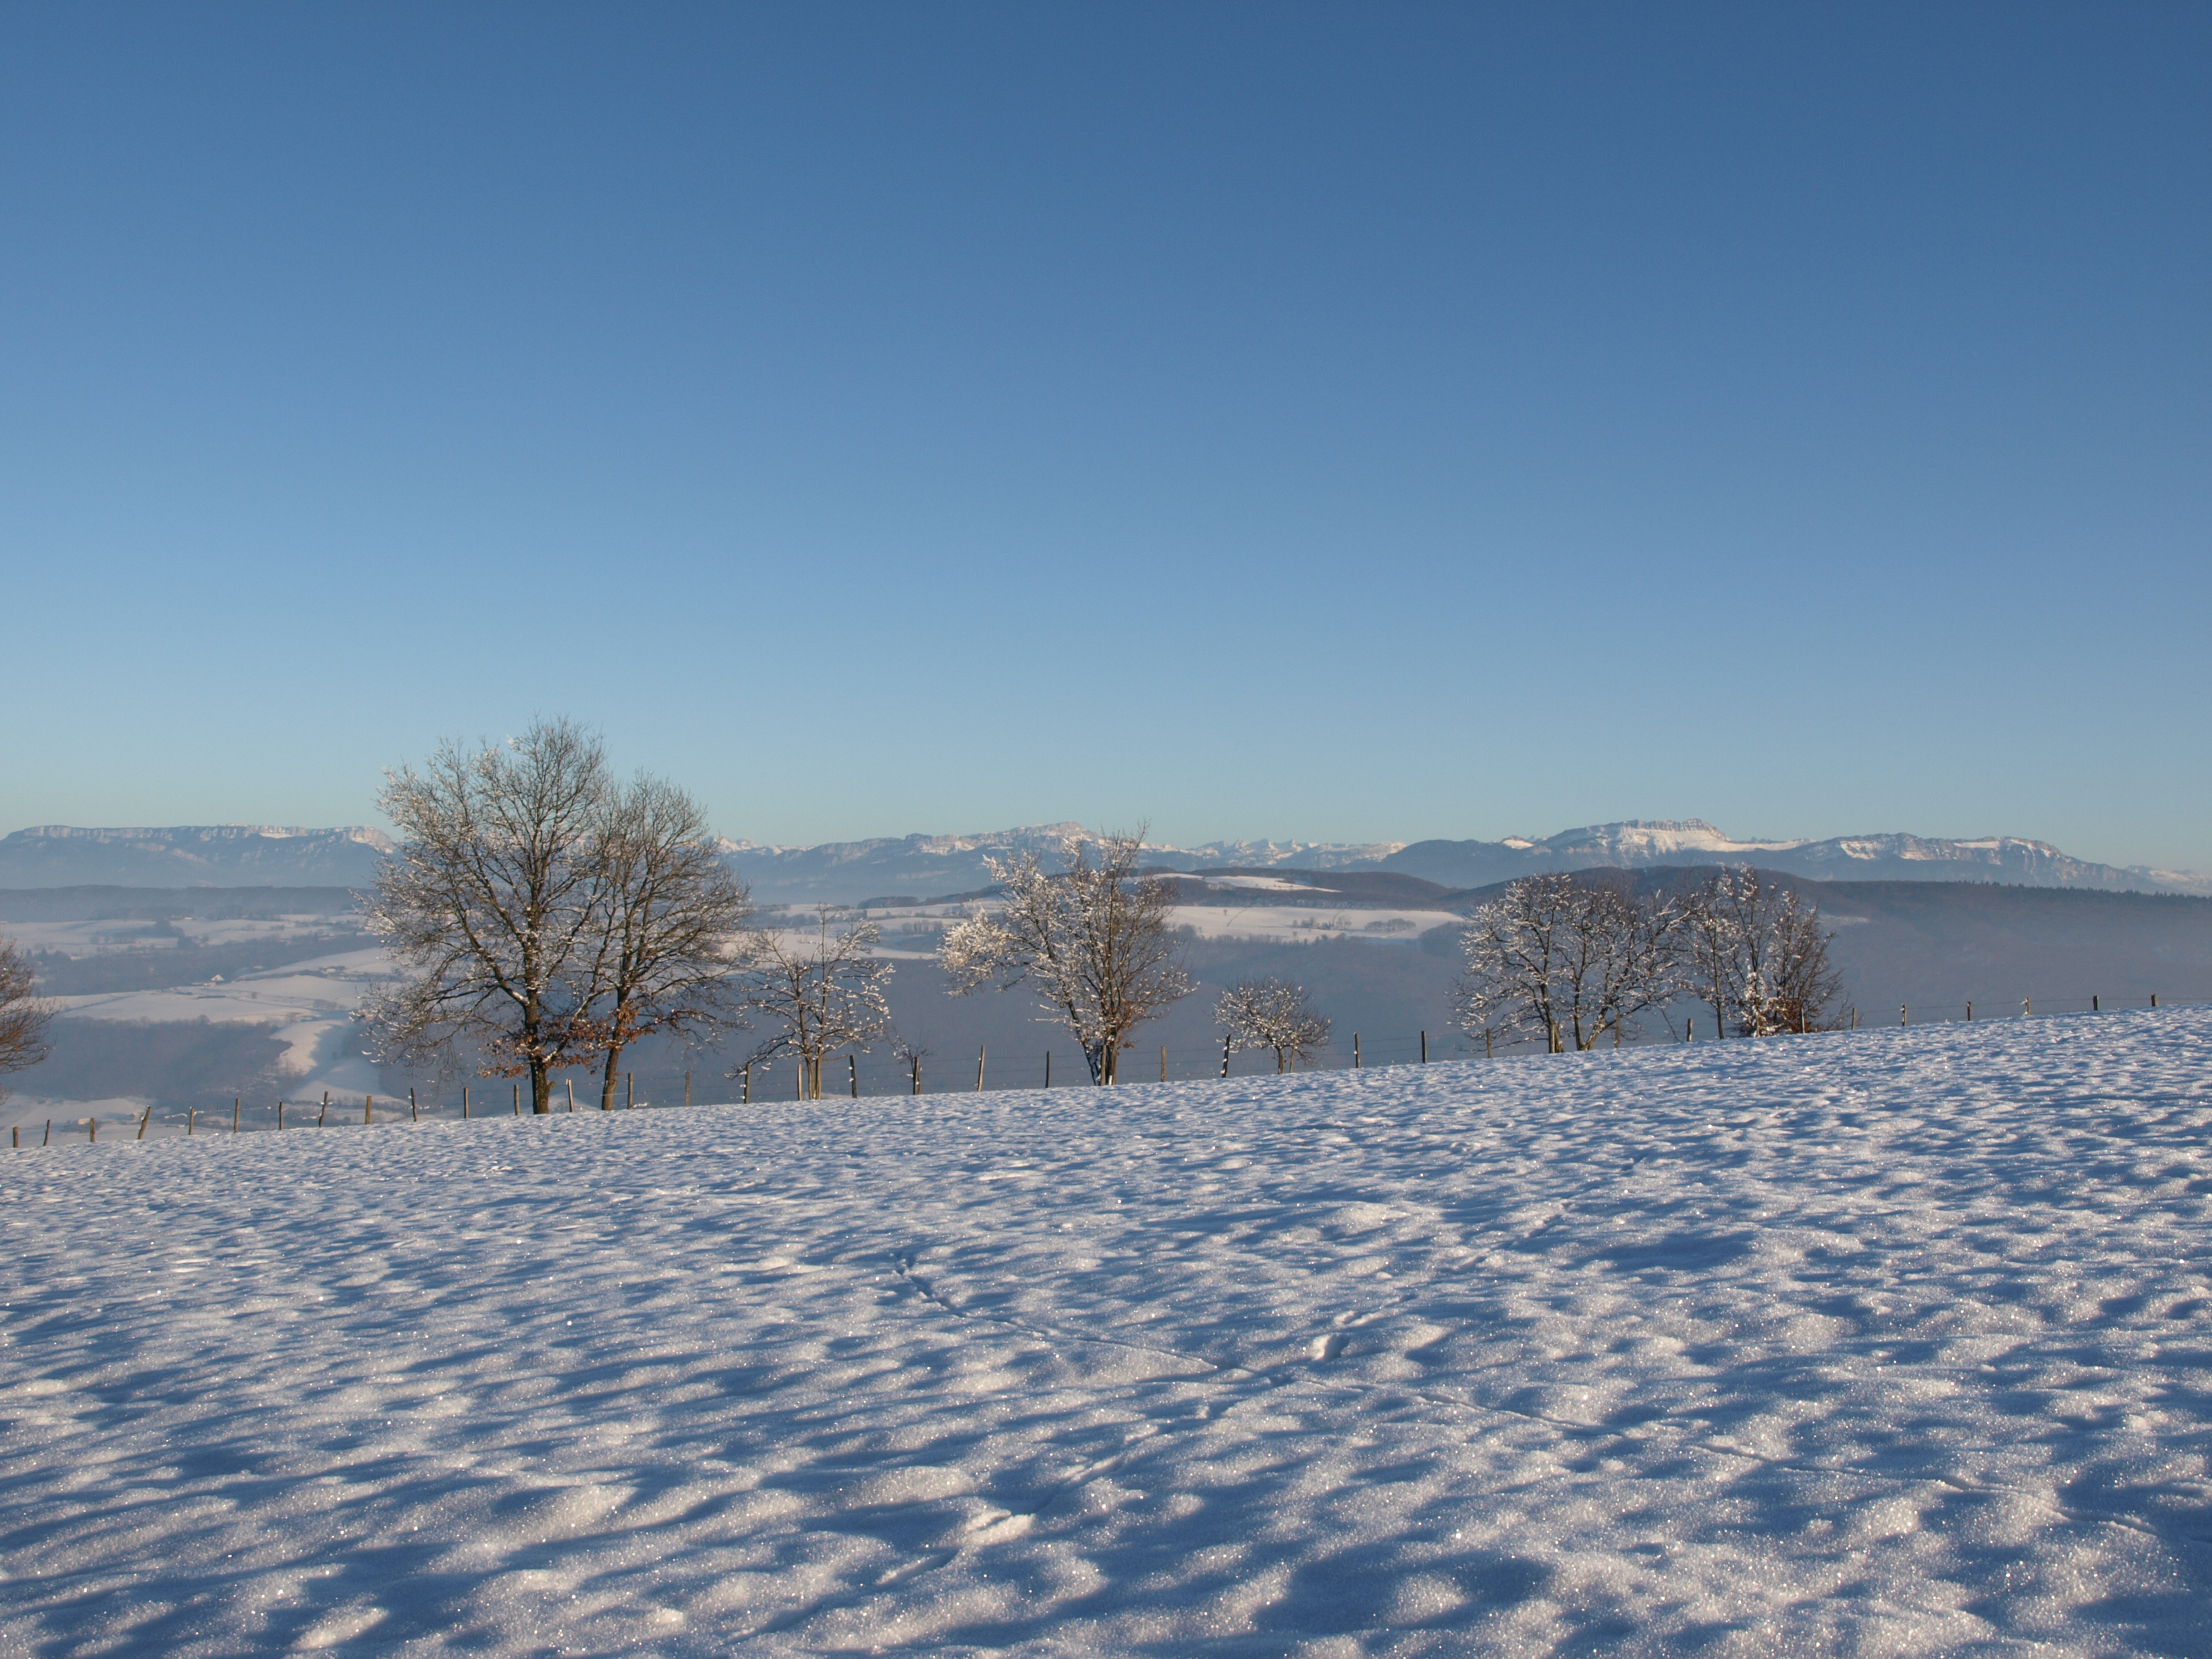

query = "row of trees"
[
  {"left": 6, "top": 742, "right": 1846, "bottom": 1118},
  {"left": 1452, "top": 866, "right": 1840, "bottom": 1052},
  {"left": 362, "top": 732, "right": 1842, "bottom": 1107}
]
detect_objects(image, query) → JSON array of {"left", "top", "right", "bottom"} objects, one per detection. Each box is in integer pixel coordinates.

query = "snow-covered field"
[{"left": 4, "top": 1011, "right": 2209, "bottom": 1656}]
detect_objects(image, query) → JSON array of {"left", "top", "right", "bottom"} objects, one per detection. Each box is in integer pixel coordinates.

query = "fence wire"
[{"left": 10, "top": 991, "right": 2197, "bottom": 1147}]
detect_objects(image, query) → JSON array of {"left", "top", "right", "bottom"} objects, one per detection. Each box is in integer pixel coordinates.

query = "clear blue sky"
[{"left": 4, "top": 3, "right": 2206, "bottom": 870}]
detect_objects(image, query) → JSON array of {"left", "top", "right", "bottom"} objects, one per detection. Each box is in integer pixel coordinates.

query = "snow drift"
[{"left": 2, "top": 1010, "right": 2209, "bottom": 1655}]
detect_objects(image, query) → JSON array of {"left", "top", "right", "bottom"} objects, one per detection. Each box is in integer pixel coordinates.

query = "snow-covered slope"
[
  {"left": 0, "top": 824, "right": 394, "bottom": 888},
  {"left": 4, "top": 1011, "right": 2209, "bottom": 1655},
  {"left": 1384, "top": 818, "right": 2212, "bottom": 895}
]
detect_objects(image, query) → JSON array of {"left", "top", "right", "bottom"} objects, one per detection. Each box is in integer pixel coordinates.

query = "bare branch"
[
  {"left": 0, "top": 936, "right": 55, "bottom": 1105},
  {"left": 727, "top": 909, "right": 894, "bottom": 1100},
  {"left": 938, "top": 825, "right": 1191, "bottom": 1084},
  {"left": 1452, "top": 872, "right": 1682, "bottom": 1053},
  {"left": 355, "top": 718, "right": 611, "bottom": 1112},
  {"left": 1217, "top": 977, "right": 1331, "bottom": 1072},
  {"left": 574, "top": 774, "right": 755, "bottom": 1109}
]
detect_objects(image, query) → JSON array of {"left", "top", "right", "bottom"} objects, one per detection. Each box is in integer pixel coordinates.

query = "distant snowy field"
[{"left": 4, "top": 1013, "right": 2210, "bottom": 1656}]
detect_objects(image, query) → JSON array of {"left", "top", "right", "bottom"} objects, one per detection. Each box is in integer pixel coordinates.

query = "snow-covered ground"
[
  {"left": 4, "top": 912, "right": 354, "bottom": 959},
  {"left": 1169, "top": 903, "right": 1462, "bottom": 944},
  {"left": 3, "top": 1011, "right": 2209, "bottom": 1656}
]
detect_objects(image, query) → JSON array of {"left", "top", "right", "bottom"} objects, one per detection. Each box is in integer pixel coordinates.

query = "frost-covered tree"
[
  {"left": 0, "top": 937, "right": 53, "bottom": 1103},
  {"left": 359, "top": 719, "right": 611, "bottom": 1114},
  {"left": 731, "top": 910, "right": 894, "bottom": 1100},
  {"left": 1217, "top": 977, "right": 1330, "bottom": 1072},
  {"left": 939, "top": 825, "right": 1191, "bottom": 1084},
  {"left": 1452, "top": 872, "right": 1680, "bottom": 1053},
  {"left": 1681, "top": 865, "right": 1840, "bottom": 1036},
  {"left": 574, "top": 776, "right": 754, "bottom": 1111}
]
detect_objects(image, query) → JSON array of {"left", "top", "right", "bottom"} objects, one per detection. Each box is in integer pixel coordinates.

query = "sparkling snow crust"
[{"left": 3, "top": 1011, "right": 2209, "bottom": 1656}]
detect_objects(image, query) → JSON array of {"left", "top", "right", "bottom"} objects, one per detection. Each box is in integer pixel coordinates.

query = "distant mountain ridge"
[
  {"left": 1377, "top": 820, "right": 2212, "bottom": 897},
  {"left": 3, "top": 817, "right": 2203, "bottom": 900},
  {"left": 713, "top": 823, "right": 1405, "bottom": 903},
  {"left": 0, "top": 825, "right": 393, "bottom": 888}
]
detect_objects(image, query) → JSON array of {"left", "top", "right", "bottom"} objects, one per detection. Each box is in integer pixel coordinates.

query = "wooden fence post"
[
  {"left": 44, "top": 1120, "right": 52, "bottom": 1145},
  {"left": 1045, "top": 1051, "right": 1051, "bottom": 1088},
  {"left": 849, "top": 1055, "right": 858, "bottom": 1098},
  {"left": 1900, "top": 1004, "right": 1907, "bottom": 1027},
  {"left": 2151, "top": 993, "right": 2159, "bottom": 1008},
  {"left": 138, "top": 1105, "right": 151, "bottom": 1139},
  {"left": 234, "top": 1097, "right": 241, "bottom": 1132},
  {"left": 514, "top": 1082, "right": 523, "bottom": 1116},
  {"left": 1353, "top": 1033, "right": 1360, "bottom": 1068},
  {"left": 625, "top": 1072, "right": 633, "bottom": 1110},
  {"left": 319, "top": 1091, "right": 329, "bottom": 1127},
  {"left": 2023, "top": 998, "right": 2032, "bottom": 1018},
  {"left": 187, "top": 1105, "right": 195, "bottom": 1135},
  {"left": 567, "top": 1079, "right": 575, "bottom": 1113},
  {"left": 1967, "top": 1002, "right": 1973, "bottom": 1021},
  {"left": 279, "top": 1099, "right": 285, "bottom": 1130},
  {"left": 975, "top": 1044, "right": 986, "bottom": 1091},
  {"left": 365, "top": 1095, "right": 373, "bottom": 1125},
  {"left": 461, "top": 1087, "right": 469, "bottom": 1120},
  {"left": 1420, "top": 1031, "right": 1427, "bottom": 1064},
  {"left": 2092, "top": 994, "right": 2099, "bottom": 1012},
  {"left": 409, "top": 1087, "right": 418, "bottom": 1122},
  {"left": 686, "top": 1071, "right": 692, "bottom": 1109},
  {"left": 1161, "top": 1046, "right": 1167, "bottom": 1082},
  {"left": 90, "top": 1117, "right": 96, "bottom": 1142}
]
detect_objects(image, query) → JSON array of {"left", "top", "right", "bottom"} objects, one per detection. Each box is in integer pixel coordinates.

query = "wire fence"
[{"left": 9, "top": 991, "right": 2198, "bottom": 1148}]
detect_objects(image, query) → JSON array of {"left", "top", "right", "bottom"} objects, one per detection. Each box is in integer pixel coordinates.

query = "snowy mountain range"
[
  {"left": 1374, "top": 820, "right": 2212, "bottom": 897},
  {"left": 709, "top": 823, "right": 1404, "bottom": 902},
  {"left": 2, "top": 817, "right": 2204, "bottom": 900}
]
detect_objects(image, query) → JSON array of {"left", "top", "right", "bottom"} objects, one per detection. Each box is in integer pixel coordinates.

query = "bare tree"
[
  {"left": 939, "top": 825, "right": 1192, "bottom": 1084},
  {"left": 1682, "top": 865, "right": 1841, "bottom": 1036},
  {"left": 730, "top": 910, "right": 894, "bottom": 1100},
  {"left": 1217, "top": 977, "right": 1331, "bottom": 1072},
  {"left": 359, "top": 719, "right": 611, "bottom": 1114},
  {"left": 574, "top": 775, "right": 755, "bottom": 1111},
  {"left": 0, "top": 937, "right": 54, "bottom": 1103},
  {"left": 1452, "top": 872, "right": 1680, "bottom": 1053}
]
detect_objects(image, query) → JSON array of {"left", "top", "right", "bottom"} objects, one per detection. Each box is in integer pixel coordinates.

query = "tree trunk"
[
  {"left": 600, "top": 1046, "right": 624, "bottom": 1111},
  {"left": 529, "top": 1058, "right": 552, "bottom": 1115}
]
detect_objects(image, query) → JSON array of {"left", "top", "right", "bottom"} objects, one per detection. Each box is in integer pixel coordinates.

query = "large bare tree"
[
  {"left": 1217, "top": 977, "right": 1331, "bottom": 1072},
  {"left": 0, "top": 937, "right": 54, "bottom": 1104},
  {"left": 939, "top": 825, "right": 1191, "bottom": 1084},
  {"left": 1681, "top": 865, "right": 1841, "bottom": 1036},
  {"left": 359, "top": 718, "right": 612, "bottom": 1114},
  {"left": 576, "top": 775, "right": 754, "bottom": 1111},
  {"left": 1452, "top": 872, "right": 1680, "bottom": 1053},
  {"left": 731, "top": 910, "right": 894, "bottom": 1100}
]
